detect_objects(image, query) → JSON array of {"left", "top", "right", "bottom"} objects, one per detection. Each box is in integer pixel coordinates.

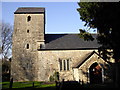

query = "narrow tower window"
[
  {"left": 27, "top": 29, "right": 29, "bottom": 33},
  {"left": 26, "top": 44, "right": 29, "bottom": 49},
  {"left": 27, "top": 16, "right": 31, "bottom": 22}
]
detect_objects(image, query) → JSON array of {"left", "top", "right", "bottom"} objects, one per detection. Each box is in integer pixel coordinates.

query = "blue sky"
[{"left": 2, "top": 2, "right": 97, "bottom": 34}]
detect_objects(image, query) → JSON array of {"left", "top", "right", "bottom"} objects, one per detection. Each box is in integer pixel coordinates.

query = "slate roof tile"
[
  {"left": 14, "top": 7, "right": 45, "bottom": 14},
  {"left": 44, "top": 34, "right": 101, "bottom": 50}
]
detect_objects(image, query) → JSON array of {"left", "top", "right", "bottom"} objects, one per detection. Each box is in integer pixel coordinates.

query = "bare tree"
[
  {"left": 0, "top": 22, "right": 13, "bottom": 60},
  {"left": 0, "top": 22, "right": 13, "bottom": 81}
]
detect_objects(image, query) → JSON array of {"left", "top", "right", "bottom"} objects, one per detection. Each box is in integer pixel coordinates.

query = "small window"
[
  {"left": 40, "top": 44, "right": 42, "bottom": 49},
  {"left": 64, "top": 60, "right": 66, "bottom": 71},
  {"left": 27, "top": 30, "right": 29, "bottom": 33},
  {"left": 40, "top": 44, "right": 45, "bottom": 49},
  {"left": 27, "top": 16, "right": 31, "bottom": 22},
  {"left": 67, "top": 59, "right": 70, "bottom": 70},
  {"left": 59, "top": 60, "right": 62, "bottom": 71},
  {"left": 26, "top": 44, "right": 29, "bottom": 49},
  {"left": 59, "top": 59, "right": 70, "bottom": 71}
]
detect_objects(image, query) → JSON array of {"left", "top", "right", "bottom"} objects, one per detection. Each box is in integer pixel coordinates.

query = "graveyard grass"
[{"left": 1, "top": 81, "right": 56, "bottom": 89}]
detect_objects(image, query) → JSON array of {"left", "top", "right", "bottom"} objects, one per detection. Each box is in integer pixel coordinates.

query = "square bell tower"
[{"left": 11, "top": 7, "right": 45, "bottom": 81}]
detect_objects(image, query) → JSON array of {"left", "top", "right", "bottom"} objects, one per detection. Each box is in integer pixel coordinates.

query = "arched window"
[
  {"left": 27, "top": 29, "right": 29, "bottom": 33},
  {"left": 26, "top": 44, "right": 29, "bottom": 49},
  {"left": 64, "top": 60, "right": 66, "bottom": 71},
  {"left": 59, "top": 59, "right": 70, "bottom": 71},
  {"left": 67, "top": 59, "right": 70, "bottom": 70},
  {"left": 27, "top": 16, "right": 31, "bottom": 22}
]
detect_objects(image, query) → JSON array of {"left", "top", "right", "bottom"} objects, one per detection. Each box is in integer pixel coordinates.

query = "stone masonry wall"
[
  {"left": 37, "top": 50, "right": 95, "bottom": 81},
  {"left": 37, "top": 50, "right": 113, "bottom": 83},
  {"left": 11, "top": 13, "right": 45, "bottom": 81}
]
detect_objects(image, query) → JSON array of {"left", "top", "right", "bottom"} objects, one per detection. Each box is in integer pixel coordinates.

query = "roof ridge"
[
  {"left": 18, "top": 7, "right": 45, "bottom": 9},
  {"left": 14, "top": 7, "right": 45, "bottom": 14}
]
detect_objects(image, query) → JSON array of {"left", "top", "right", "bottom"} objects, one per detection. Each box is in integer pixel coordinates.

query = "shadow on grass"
[
  {"left": 1, "top": 81, "right": 56, "bottom": 90},
  {"left": 2, "top": 86, "right": 56, "bottom": 90},
  {"left": 1, "top": 81, "right": 118, "bottom": 90}
]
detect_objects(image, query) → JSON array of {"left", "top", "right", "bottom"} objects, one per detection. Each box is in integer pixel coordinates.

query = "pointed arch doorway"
[{"left": 89, "top": 62, "right": 102, "bottom": 84}]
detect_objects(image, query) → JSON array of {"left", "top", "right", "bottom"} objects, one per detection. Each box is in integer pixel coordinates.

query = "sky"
[
  {"left": 1, "top": 2, "right": 97, "bottom": 34},
  {"left": 0, "top": 1, "right": 98, "bottom": 59}
]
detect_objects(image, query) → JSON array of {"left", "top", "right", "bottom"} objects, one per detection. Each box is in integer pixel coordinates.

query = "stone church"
[{"left": 11, "top": 7, "right": 114, "bottom": 84}]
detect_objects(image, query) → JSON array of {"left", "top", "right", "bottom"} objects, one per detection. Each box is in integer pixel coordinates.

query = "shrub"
[{"left": 49, "top": 72, "right": 59, "bottom": 82}]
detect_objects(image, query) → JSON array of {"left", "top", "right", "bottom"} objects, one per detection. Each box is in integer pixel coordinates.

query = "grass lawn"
[
  {"left": 0, "top": 81, "right": 56, "bottom": 89},
  {"left": 1, "top": 81, "right": 115, "bottom": 90}
]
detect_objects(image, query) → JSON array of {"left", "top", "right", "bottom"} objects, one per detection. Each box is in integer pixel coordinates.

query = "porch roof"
[{"left": 73, "top": 51, "right": 100, "bottom": 68}]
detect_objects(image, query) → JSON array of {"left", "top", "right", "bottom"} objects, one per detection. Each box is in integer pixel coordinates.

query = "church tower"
[{"left": 11, "top": 7, "right": 45, "bottom": 81}]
